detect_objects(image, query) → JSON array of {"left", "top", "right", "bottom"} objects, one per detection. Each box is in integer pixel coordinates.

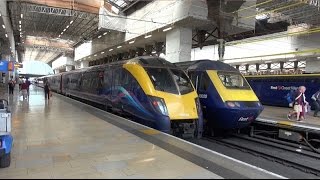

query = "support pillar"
[
  {"left": 80, "top": 61, "right": 89, "bottom": 68},
  {"left": 54, "top": 69, "right": 60, "bottom": 74},
  {"left": 166, "top": 27, "right": 192, "bottom": 63}
]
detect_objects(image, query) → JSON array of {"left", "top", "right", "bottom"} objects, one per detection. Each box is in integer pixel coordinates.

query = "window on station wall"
[
  {"left": 248, "top": 65, "right": 256, "bottom": 72},
  {"left": 259, "top": 64, "right": 268, "bottom": 70},
  {"left": 271, "top": 63, "right": 280, "bottom": 69},
  {"left": 298, "top": 61, "right": 306, "bottom": 68},
  {"left": 239, "top": 65, "right": 246, "bottom": 71},
  {"left": 283, "top": 62, "right": 294, "bottom": 69}
]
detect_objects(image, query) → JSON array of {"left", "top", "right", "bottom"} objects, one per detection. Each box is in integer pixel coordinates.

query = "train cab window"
[
  {"left": 199, "top": 72, "right": 210, "bottom": 91},
  {"left": 145, "top": 67, "right": 178, "bottom": 94},
  {"left": 171, "top": 69, "right": 194, "bottom": 94},
  {"left": 217, "top": 71, "right": 250, "bottom": 89},
  {"left": 188, "top": 71, "right": 198, "bottom": 90}
]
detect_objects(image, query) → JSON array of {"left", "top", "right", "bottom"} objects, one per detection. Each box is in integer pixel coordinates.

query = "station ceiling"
[{"left": 3, "top": 0, "right": 320, "bottom": 64}]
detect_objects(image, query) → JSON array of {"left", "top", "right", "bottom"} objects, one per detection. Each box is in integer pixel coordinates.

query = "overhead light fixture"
[
  {"left": 61, "top": 32, "right": 63, "bottom": 35},
  {"left": 88, "top": 56, "right": 91, "bottom": 58},
  {"left": 289, "top": 59, "right": 297, "bottom": 62},
  {"left": 265, "top": 61, "right": 272, "bottom": 63},
  {"left": 19, "top": 29, "right": 22, "bottom": 31},
  {"left": 2, "top": 25, "right": 5, "bottom": 29},
  {"left": 98, "top": 35, "right": 102, "bottom": 38},
  {"left": 317, "top": 57, "right": 320, "bottom": 59},
  {"left": 103, "top": 32, "right": 107, "bottom": 35},
  {"left": 0, "top": 13, "right": 1, "bottom": 17},
  {"left": 58, "top": 35, "right": 61, "bottom": 37},
  {"left": 144, "top": 34, "right": 152, "bottom": 39},
  {"left": 19, "top": 21, "right": 21, "bottom": 25},
  {"left": 163, "top": 27, "right": 172, "bottom": 32},
  {"left": 21, "top": 14, "right": 23, "bottom": 18},
  {"left": 20, "top": 35, "right": 22, "bottom": 38},
  {"left": 19, "top": 25, "right": 21, "bottom": 28},
  {"left": 117, "top": 46, "right": 122, "bottom": 48},
  {"left": 94, "top": 54, "right": 97, "bottom": 57},
  {"left": 101, "top": 52, "right": 105, "bottom": 54},
  {"left": 152, "top": 51, "right": 156, "bottom": 54},
  {"left": 70, "top": 20, "right": 74, "bottom": 24},
  {"left": 66, "top": 25, "right": 69, "bottom": 28},
  {"left": 63, "top": 29, "right": 66, "bottom": 32},
  {"left": 109, "top": 49, "right": 113, "bottom": 51},
  {"left": 129, "top": 40, "right": 135, "bottom": 44}
]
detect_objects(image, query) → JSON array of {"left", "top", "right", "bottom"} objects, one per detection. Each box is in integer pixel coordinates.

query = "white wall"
[
  {"left": 191, "top": 31, "right": 320, "bottom": 64},
  {"left": 52, "top": 56, "right": 74, "bottom": 70}
]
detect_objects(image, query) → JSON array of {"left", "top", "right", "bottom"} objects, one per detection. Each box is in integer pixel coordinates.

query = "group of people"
[
  {"left": 286, "top": 86, "right": 320, "bottom": 121},
  {"left": 7, "top": 77, "right": 31, "bottom": 99}
]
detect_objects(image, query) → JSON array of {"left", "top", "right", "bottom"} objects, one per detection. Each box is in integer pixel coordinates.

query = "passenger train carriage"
[
  {"left": 43, "top": 57, "right": 203, "bottom": 138},
  {"left": 175, "top": 60, "right": 264, "bottom": 132},
  {"left": 245, "top": 74, "right": 320, "bottom": 108}
]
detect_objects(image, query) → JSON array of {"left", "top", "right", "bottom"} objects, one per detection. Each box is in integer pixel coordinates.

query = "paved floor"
[
  {"left": 260, "top": 105, "right": 320, "bottom": 125},
  {"left": 0, "top": 85, "right": 221, "bottom": 179}
]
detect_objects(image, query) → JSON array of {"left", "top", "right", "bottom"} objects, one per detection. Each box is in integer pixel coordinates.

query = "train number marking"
[{"left": 199, "top": 94, "right": 207, "bottom": 99}]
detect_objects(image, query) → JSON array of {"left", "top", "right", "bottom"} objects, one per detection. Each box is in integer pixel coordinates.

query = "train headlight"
[
  {"left": 226, "top": 101, "right": 241, "bottom": 108},
  {"left": 148, "top": 96, "right": 169, "bottom": 116}
]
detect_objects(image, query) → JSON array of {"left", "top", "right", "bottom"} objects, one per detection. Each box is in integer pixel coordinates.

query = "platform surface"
[
  {"left": 258, "top": 105, "right": 320, "bottom": 130},
  {"left": 0, "top": 84, "right": 285, "bottom": 179}
]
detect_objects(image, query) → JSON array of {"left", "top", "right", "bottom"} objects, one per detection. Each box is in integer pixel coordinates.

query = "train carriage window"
[
  {"left": 199, "top": 72, "right": 210, "bottom": 91},
  {"left": 217, "top": 71, "right": 250, "bottom": 89}
]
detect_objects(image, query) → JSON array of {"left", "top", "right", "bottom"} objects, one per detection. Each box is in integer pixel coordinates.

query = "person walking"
[
  {"left": 8, "top": 78, "right": 15, "bottom": 95},
  {"left": 311, "top": 89, "right": 320, "bottom": 117},
  {"left": 20, "top": 80, "right": 29, "bottom": 100},
  {"left": 44, "top": 80, "right": 51, "bottom": 100}
]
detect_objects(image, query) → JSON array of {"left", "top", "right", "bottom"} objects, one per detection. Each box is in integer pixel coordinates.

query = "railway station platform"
[
  {"left": 0, "top": 84, "right": 285, "bottom": 179},
  {"left": 257, "top": 106, "right": 320, "bottom": 134}
]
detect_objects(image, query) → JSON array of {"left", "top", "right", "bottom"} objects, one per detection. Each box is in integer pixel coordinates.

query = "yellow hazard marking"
[
  {"left": 278, "top": 121, "right": 294, "bottom": 127},
  {"left": 140, "top": 129, "right": 160, "bottom": 135}
]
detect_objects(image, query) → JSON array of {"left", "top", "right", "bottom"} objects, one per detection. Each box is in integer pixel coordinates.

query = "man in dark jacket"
[{"left": 312, "top": 89, "right": 320, "bottom": 117}]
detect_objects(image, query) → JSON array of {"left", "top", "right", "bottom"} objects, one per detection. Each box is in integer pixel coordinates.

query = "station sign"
[
  {"left": 14, "top": 63, "right": 23, "bottom": 68},
  {"left": 0, "top": 60, "right": 8, "bottom": 72}
]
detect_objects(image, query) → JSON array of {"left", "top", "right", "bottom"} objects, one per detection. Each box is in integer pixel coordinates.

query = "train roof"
[{"left": 175, "top": 60, "right": 237, "bottom": 72}]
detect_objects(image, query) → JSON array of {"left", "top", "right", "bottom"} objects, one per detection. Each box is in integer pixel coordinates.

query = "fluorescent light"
[
  {"left": 19, "top": 29, "right": 21, "bottom": 31},
  {"left": 117, "top": 46, "right": 122, "bottom": 48},
  {"left": 103, "top": 32, "right": 107, "bottom": 35},
  {"left": 58, "top": 35, "right": 61, "bottom": 37},
  {"left": 21, "top": 14, "right": 23, "bottom": 18},
  {"left": 144, "top": 34, "right": 152, "bottom": 39},
  {"left": 0, "top": 13, "right": 1, "bottom": 17},
  {"left": 163, "top": 27, "right": 172, "bottom": 32},
  {"left": 19, "top": 21, "right": 21, "bottom": 25},
  {"left": 20, "top": 35, "right": 22, "bottom": 37},
  {"left": 19, "top": 25, "right": 21, "bottom": 28},
  {"left": 101, "top": 52, "right": 105, "bottom": 54},
  {"left": 317, "top": 57, "right": 320, "bottom": 59},
  {"left": 129, "top": 40, "right": 135, "bottom": 44},
  {"left": 70, "top": 21, "right": 74, "bottom": 24},
  {"left": 152, "top": 51, "right": 156, "bottom": 54},
  {"left": 289, "top": 59, "right": 297, "bottom": 62},
  {"left": 94, "top": 54, "right": 97, "bottom": 57},
  {"left": 109, "top": 49, "right": 113, "bottom": 51},
  {"left": 98, "top": 35, "right": 102, "bottom": 38},
  {"left": 88, "top": 56, "right": 91, "bottom": 58},
  {"left": 63, "top": 29, "right": 66, "bottom": 32},
  {"left": 61, "top": 32, "right": 63, "bottom": 34},
  {"left": 2, "top": 25, "right": 5, "bottom": 29},
  {"left": 265, "top": 61, "right": 272, "bottom": 63},
  {"left": 10, "top": 47, "right": 11, "bottom": 49},
  {"left": 66, "top": 25, "right": 69, "bottom": 28}
]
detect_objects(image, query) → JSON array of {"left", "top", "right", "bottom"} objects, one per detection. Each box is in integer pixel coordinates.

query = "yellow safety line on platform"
[
  {"left": 140, "top": 129, "right": 160, "bottom": 135},
  {"left": 278, "top": 121, "right": 294, "bottom": 127}
]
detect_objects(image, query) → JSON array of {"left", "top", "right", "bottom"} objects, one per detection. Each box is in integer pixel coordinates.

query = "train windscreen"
[
  {"left": 145, "top": 68, "right": 194, "bottom": 95},
  {"left": 145, "top": 67, "right": 179, "bottom": 94},
  {"left": 217, "top": 71, "right": 250, "bottom": 89},
  {"left": 170, "top": 69, "right": 194, "bottom": 95}
]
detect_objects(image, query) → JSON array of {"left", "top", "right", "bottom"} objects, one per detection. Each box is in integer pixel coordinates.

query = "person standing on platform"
[
  {"left": 26, "top": 78, "right": 31, "bottom": 98},
  {"left": 294, "top": 86, "right": 308, "bottom": 121},
  {"left": 311, "top": 89, "right": 320, "bottom": 117},
  {"left": 44, "top": 80, "right": 51, "bottom": 100},
  {"left": 20, "top": 80, "right": 29, "bottom": 100},
  {"left": 8, "top": 78, "right": 15, "bottom": 95}
]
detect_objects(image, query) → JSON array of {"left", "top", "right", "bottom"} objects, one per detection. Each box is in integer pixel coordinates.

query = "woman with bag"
[{"left": 287, "top": 86, "right": 308, "bottom": 121}]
